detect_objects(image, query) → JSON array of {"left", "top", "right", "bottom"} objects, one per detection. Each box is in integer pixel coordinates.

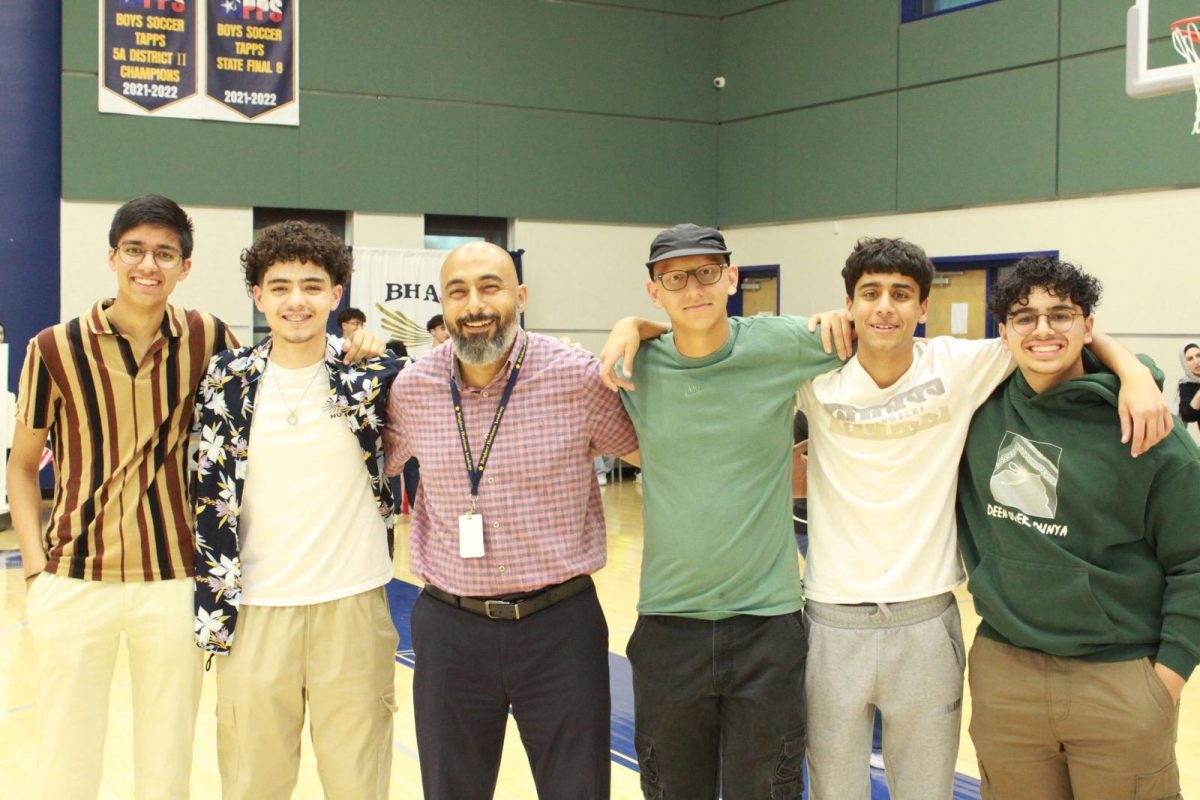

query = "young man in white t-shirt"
[
  {"left": 796, "top": 238, "right": 1171, "bottom": 800},
  {"left": 192, "top": 221, "right": 401, "bottom": 799}
]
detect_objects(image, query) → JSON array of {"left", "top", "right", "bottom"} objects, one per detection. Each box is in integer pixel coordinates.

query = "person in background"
[
  {"left": 386, "top": 339, "right": 410, "bottom": 361},
  {"left": 338, "top": 306, "right": 366, "bottom": 339},
  {"left": 1176, "top": 341, "right": 1200, "bottom": 431},
  {"left": 426, "top": 313, "right": 449, "bottom": 346}
]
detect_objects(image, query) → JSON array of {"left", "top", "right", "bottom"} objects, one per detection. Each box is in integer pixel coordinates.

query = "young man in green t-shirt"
[
  {"left": 608, "top": 224, "right": 844, "bottom": 799},
  {"left": 957, "top": 256, "right": 1197, "bottom": 799}
]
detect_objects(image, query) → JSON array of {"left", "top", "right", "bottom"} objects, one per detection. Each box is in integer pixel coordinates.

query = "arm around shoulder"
[
  {"left": 1089, "top": 333, "right": 1172, "bottom": 456},
  {"left": 598, "top": 317, "right": 669, "bottom": 392}
]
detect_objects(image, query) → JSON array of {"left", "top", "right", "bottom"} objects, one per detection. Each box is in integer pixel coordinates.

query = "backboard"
[{"left": 1126, "top": 0, "right": 1193, "bottom": 97}]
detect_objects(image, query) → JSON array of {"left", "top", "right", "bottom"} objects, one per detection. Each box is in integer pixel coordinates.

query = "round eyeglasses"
[
  {"left": 114, "top": 243, "right": 184, "bottom": 269},
  {"left": 1006, "top": 310, "right": 1085, "bottom": 335},
  {"left": 653, "top": 263, "right": 727, "bottom": 292}
]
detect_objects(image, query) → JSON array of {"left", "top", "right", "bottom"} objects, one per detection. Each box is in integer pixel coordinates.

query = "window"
[
  {"left": 901, "top": 0, "right": 1001, "bottom": 23},
  {"left": 424, "top": 214, "right": 519, "bottom": 283},
  {"left": 423, "top": 214, "right": 508, "bottom": 251}
]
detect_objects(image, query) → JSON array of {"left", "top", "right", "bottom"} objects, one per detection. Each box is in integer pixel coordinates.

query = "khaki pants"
[
  {"left": 214, "top": 586, "right": 399, "bottom": 800},
  {"left": 968, "top": 636, "right": 1181, "bottom": 799},
  {"left": 25, "top": 573, "right": 203, "bottom": 800}
]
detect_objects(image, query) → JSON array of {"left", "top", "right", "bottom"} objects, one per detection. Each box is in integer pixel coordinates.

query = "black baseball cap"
[{"left": 646, "top": 223, "right": 731, "bottom": 267}]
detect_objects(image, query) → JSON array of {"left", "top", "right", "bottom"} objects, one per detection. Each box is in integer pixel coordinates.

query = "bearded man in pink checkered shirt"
[{"left": 384, "top": 241, "right": 638, "bottom": 800}]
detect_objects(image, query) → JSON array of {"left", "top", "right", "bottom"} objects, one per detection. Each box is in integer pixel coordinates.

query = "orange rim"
[{"left": 1172, "top": 16, "right": 1200, "bottom": 43}]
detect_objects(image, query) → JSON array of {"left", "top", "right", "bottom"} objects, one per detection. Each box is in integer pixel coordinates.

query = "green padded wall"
[
  {"left": 898, "top": 0, "right": 1058, "bottom": 87},
  {"left": 1060, "top": 45, "right": 1200, "bottom": 194},
  {"left": 61, "top": 0, "right": 1200, "bottom": 227},
  {"left": 1061, "top": 0, "right": 1195, "bottom": 57},
  {"left": 775, "top": 95, "right": 898, "bottom": 222},
  {"left": 62, "top": 0, "right": 719, "bottom": 224},
  {"left": 719, "top": 0, "right": 897, "bottom": 121},
  {"left": 719, "top": 115, "right": 777, "bottom": 225},
  {"left": 898, "top": 64, "right": 1059, "bottom": 211},
  {"left": 719, "top": 0, "right": 1198, "bottom": 225}
]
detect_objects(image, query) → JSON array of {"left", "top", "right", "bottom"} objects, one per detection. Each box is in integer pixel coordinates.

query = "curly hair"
[
  {"left": 988, "top": 256, "right": 1102, "bottom": 319},
  {"left": 842, "top": 238, "right": 934, "bottom": 301},
  {"left": 241, "top": 220, "right": 353, "bottom": 291}
]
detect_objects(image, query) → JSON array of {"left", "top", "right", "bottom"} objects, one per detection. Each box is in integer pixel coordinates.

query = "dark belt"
[{"left": 422, "top": 575, "right": 592, "bottom": 621}]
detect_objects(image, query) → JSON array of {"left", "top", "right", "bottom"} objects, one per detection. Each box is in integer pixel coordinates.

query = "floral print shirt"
[{"left": 191, "top": 334, "right": 401, "bottom": 655}]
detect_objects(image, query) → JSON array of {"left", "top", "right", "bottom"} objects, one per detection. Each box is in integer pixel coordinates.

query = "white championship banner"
[{"left": 350, "top": 248, "right": 449, "bottom": 357}]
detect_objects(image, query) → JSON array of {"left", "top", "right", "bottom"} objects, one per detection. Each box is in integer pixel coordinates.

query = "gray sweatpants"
[{"left": 804, "top": 592, "right": 965, "bottom": 800}]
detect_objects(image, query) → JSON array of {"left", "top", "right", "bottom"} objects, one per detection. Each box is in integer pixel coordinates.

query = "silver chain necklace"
[{"left": 269, "top": 359, "right": 325, "bottom": 426}]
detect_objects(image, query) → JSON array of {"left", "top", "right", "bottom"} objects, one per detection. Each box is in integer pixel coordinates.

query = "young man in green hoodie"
[{"left": 957, "top": 256, "right": 1198, "bottom": 799}]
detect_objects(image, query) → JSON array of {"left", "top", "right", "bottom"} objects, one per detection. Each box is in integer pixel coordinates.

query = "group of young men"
[
  {"left": 601, "top": 227, "right": 1194, "bottom": 800},
  {"left": 5, "top": 195, "right": 1195, "bottom": 800}
]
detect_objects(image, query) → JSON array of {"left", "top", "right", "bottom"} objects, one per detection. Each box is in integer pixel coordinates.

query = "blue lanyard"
[{"left": 449, "top": 339, "right": 528, "bottom": 509}]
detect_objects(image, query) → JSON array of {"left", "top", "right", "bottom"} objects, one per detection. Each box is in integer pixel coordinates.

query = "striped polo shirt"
[{"left": 16, "top": 300, "right": 235, "bottom": 582}]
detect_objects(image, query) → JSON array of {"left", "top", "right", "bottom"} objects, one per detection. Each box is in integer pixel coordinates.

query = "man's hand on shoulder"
[
  {"left": 807, "top": 309, "right": 854, "bottom": 360},
  {"left": 599, "top": 317, "right": 668, "bottom": 392},
  {"left": 1116, "top": 371, "right": 1172, "bottom": 458}
]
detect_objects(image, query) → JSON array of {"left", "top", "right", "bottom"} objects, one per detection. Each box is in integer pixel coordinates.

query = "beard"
[{"left": 448, "top": 310, "right": 519, "bottom": 366}]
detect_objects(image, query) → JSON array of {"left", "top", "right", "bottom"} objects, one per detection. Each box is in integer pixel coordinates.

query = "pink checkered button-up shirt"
[{"left": 384, "top": 329, "right": 638, "bottom": 596}]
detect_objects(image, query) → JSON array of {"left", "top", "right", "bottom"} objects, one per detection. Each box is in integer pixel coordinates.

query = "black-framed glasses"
[
  {"left": 1006, "top": 309, "right": 1085, "bottom": 335},
  {"left": 653, "top": 263, "right": 727, "bottom": 292},
  {"left": 114, "top": 243, "right": 183, "bottom": 269}
]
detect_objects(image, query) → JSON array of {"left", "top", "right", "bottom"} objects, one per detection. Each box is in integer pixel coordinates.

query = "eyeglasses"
[
  {"left": 114, "top": 243, "right": 184, "bottom": 269},
  {"left": 1006, "top": 309, "right": 1085, "bottom": 335},
  {"left": 653, "top": 263, "right": 727, "bottom": 292}
]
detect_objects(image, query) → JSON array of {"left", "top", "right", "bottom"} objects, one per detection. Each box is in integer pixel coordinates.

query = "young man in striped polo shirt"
[{"left": 7, "top": 195, "right": 235, "bottom": 798}]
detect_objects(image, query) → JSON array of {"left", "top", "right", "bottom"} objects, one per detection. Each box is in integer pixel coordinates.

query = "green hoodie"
[{"left": 957, "top": 352, "right": 1200, "bottom": 680}]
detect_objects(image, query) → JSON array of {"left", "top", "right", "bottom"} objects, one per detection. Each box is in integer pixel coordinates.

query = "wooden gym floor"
[{"left": 0, "top": 480, "right": 1195, "bottom": 798}]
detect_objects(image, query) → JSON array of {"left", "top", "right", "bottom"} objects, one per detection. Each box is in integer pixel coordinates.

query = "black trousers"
[
  {"left": 627, "top": 612, "right": 808, "bottom": 800},
  {"left": 411, "top": 581, "right": 611, "bottom": 800}
]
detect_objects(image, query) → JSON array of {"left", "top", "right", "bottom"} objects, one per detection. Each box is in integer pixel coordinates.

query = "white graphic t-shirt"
[{"left": 797, "top": 337, "right": 1013, "bottom": 603}]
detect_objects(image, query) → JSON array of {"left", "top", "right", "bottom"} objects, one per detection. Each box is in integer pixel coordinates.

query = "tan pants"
[
  {"left": 214, "top": 586, "right": 400, "bottom": 800},
  {"left": 968, "top": 636, "right": 1181, "bottom": 799},
  {"left": 25, "top": 573, "right": 203, "bottom": 800}
]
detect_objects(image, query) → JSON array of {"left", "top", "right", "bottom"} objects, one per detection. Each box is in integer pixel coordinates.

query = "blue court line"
[{"left": 384, "top": 578, "right": 981, "bottom": 800}]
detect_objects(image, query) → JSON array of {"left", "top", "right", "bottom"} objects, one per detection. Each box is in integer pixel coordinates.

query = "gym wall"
[{"left": 55, "top": 0, "right": 1199, "bottom": 362}]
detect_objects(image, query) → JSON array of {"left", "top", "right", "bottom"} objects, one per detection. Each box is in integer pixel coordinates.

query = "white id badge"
[{"left": 459, "top": 513, "right": 485, "bottom": 558}]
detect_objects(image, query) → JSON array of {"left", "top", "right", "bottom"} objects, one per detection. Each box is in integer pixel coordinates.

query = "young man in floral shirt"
[{"left": 192, "top": 220, "right": 400, "bottom": 799}]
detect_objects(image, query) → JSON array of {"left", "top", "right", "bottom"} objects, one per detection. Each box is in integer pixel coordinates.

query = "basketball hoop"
[{"left": 1172, "top": 16, "right": 1200, "bottom": 133}]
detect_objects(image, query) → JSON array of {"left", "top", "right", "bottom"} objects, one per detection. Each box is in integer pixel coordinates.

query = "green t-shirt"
[{"left": 620, "top": 315, "right": 842, "bottom": 619}]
